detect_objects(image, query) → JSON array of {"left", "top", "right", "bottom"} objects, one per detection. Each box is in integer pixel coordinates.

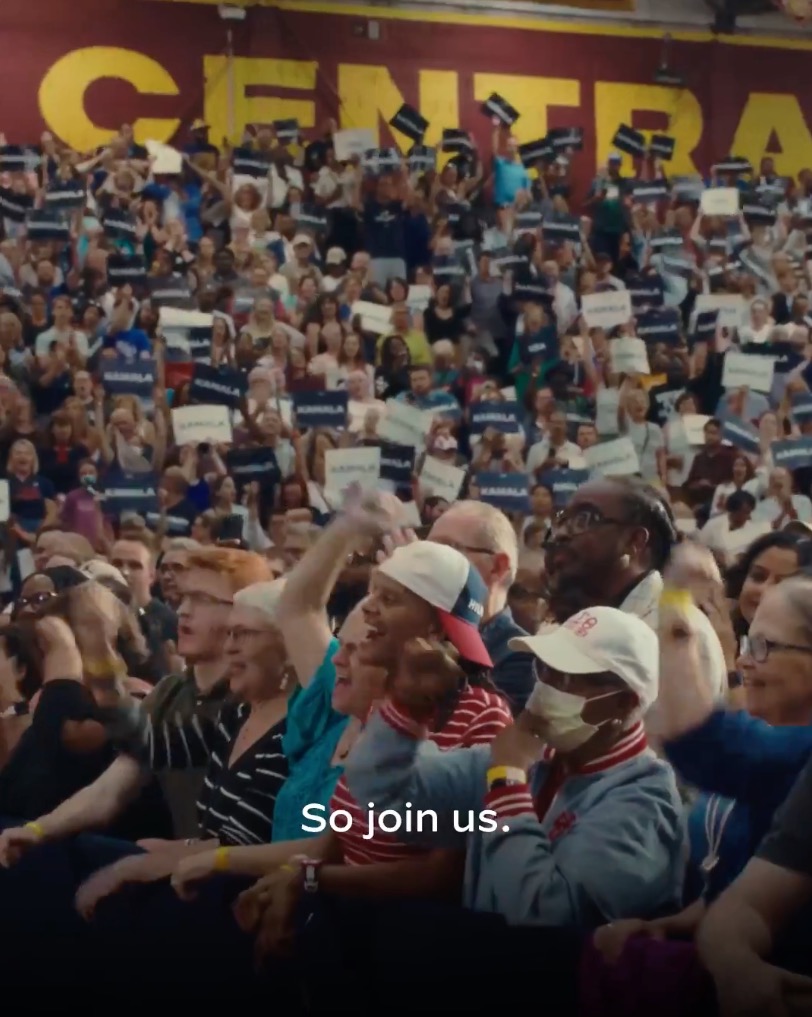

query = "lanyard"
[{"left": 701, "top": 794, "right": 736, "bottom": 891}]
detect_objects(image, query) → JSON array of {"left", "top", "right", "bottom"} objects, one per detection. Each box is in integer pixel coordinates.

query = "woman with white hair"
[
  {"left": 7, "top": 439, "right": 59, "bottom": 543},
  {"left": 72, "top": 579, "right": 297, "bottom": 913}
]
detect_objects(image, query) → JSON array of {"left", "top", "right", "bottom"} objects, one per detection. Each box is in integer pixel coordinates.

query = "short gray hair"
[
  {"left": 164, "top": 538, "right": 202, "bottom": 553},
  {"left": 442, "top": 501, "right": 519, "bottom": 585},
  {"left": 778, "top": 576, "right": 812, "bottom": 637}
]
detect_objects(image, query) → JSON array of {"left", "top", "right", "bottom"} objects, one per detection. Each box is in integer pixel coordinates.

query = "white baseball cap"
[
  {"left": 377, "top": 542, "right": 492, "bottom": 667},
  {"left": 326, "top": 247, "right": 347, "bottom": 265},
  {"left": 79, "top": 560, "right": 127, "bottom": 587},
  {"left": 292, "top": 233, "right": 313, "bottom": 248},
  {"left": 233, "top": 578, "right": 287, "bottom": 621},
  {"left": 509, "top": 606, "right": 659, "bottom": 712}
]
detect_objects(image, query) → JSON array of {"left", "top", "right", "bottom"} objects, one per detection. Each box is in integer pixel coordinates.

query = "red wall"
[{"left": 3, "top": 0, "right": 812, "bottom": 194}]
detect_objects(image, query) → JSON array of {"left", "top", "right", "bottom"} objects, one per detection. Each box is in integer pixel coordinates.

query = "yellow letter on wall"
[
  {"left": 338, "top": 65, "right": 406, "bottom": 145},
  {"left": 473, "top": 74, "right": 581, "bottom": 143},
  {"left": 594, "top": 82, "right": 703, "bottom": 175},
  {"left": 203, "top": 57, "right": 316, "bottom": 143},
  {"left": 731, "top": 93, "right": 812, "bottom": 178},
  {"left": 38, "top": 47, "right": 180, "bottom": 151}
]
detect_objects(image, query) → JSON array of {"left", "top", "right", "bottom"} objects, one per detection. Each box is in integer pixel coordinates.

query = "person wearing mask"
[{"left": 339, "top": 604, "right": 681, "bottom": 1012}]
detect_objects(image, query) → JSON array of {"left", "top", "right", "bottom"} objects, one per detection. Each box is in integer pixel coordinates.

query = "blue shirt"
[
  {"left": 104, "top": 328, "right": 152, "bottom": 360},
  {"left": 493, "top": 157, "right": 530, "bottom": 207},
  {"left": 272, "top": 638, "right": 347, "bottom": 842}
]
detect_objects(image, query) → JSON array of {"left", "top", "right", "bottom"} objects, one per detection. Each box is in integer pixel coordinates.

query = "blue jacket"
[
  {"left": 345, "top": 706, "right": 684, "bottom": 928},
  {"left": 664, "top": 709, "right": 812, "bottom": 859},
  {"left": 480, "top": 607, "right": 535, "bottom": 715}
]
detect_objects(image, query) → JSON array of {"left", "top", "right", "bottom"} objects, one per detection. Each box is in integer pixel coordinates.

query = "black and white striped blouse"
[{"left": 111, "top": 699, "right": 288, "bottom": 846}]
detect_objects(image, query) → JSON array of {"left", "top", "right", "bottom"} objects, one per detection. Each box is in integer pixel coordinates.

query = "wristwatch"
[{"left": 300, "top": 858, "right": 323, "bottom": 894}]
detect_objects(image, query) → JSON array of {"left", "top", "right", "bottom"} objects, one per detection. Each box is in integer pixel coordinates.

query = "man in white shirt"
[
  {"left": 526, "top": 410, "right": 585, "bottom": 474},
  {"left": 738, "top": 297, "right": 775, "bottom": 345},
  {"left": 542, "top": 259, "right": 578, "bottom": 335},
  {"left": 321, "top": 247, "right": 348, "bottom": 293}
]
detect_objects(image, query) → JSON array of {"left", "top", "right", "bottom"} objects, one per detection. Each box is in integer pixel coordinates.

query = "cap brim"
[
  {"left": 509, "top": 631, "right": 605, "bottom": 675},
  {"left": 438, "top": 610, "right": 493, "bottom": 668}
]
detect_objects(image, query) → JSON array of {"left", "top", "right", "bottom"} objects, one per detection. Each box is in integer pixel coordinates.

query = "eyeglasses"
[
  {"left": 550, "top": 506, "right": 626, "bottom": 539},
  {"left": 431, "top": 537, "right": 497, "bottom": 557},
  {"left": 13, "top": 590, "right": 55, "bottom": 616},
  {"left": 179, "top": 591, "right": 233, "bottom": 609},
  {"left": 160, "top": 562, "right": 188, "bottom": 575},
  {"left": 741, "top": 634, "right": 812, "bottom": 664}
]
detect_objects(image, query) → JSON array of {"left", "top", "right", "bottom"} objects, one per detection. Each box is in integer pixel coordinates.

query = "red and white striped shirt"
[{"left": 332, "top": 685, "right": 511, "bottom": 866}]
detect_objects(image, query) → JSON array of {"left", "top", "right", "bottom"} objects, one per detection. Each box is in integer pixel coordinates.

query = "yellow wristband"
[
  {"left": 659, "top": 588, "right": 694, "bottom": 610},
  {"left": 213, "top": 846, "right": 230, "bottom": 872},
  {"left": 486, "top": 766, "right": 527, "bottom": 786},
  {"left": 280, "top": 863, "right": 295, "bottom": 873},
  {"left": 24, "top": 821, "right": 45, "bottom": 841}
]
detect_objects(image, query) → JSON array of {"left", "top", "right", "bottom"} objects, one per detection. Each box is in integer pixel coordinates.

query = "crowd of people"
[{"left": 0, "top": 105, "right": 812, "bottom": 1013}]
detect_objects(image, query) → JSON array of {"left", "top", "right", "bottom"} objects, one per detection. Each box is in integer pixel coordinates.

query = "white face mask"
[{"left": 526, "top": 680, "right": 621, "bottom": 753}]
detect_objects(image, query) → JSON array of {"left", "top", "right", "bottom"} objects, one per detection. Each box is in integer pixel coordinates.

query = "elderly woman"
[{"left": 6, "top": 439, "right": 58, "bottom": 542}]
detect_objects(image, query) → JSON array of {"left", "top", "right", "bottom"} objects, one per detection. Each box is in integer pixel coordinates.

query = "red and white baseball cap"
[
  {"left": 377, "top": 542, "right": 493, "bottom": 668},
  {"left": 510, "top": 606, "right": 659, "bottom": 712}
]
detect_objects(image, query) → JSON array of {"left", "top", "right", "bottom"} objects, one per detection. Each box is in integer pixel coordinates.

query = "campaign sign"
[
  {"left": 189, "top": 363, "right": 248, "bottom": 409},
  {"left": 101, "top": 470, "right": 160, "bottom": 517},
  {"left": 635, "top": 308, "right": 681, "bottom": 346},
  {"left": 225, "top": 446, "right": 281, "bottom": 489},
  {"left": 475, "top": 472, "right": 530, "bottom": 513},
  {"left": 722, "top": 416, "right": 760, "bottom": 455},
  {"left": 519, "top": 325, "right": 557, "bottom": 365},
  {"left": 540, "top": 468, "right": 590, "bottom": 508},
  {"left": 772, "top": 438, "right": 812, "bottom": 472},
  {"left": 292, "top": 390, "right": 349, "bottom": 429},
  {"left": 100, "top": 356, "right": 156, "bottom": 398},
  {"left": 584, "top": 437, "right": 640, "bottom": 477},
  {"left": 469, "top": 400, "right": 520, "bottom": 435},
  {"left": 379, "top": 442, "right": 415, "bottom": 485}
]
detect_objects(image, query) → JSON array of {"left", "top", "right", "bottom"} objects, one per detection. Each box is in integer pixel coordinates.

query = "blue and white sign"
[
  {"left": 293, "top": 390, "right": 349, "bottom": 429},
  {"left": 475, "top": 472, "right": 530, "bottom": 513},
  {"left": 469, "top": 400, "right": 521, "bottom": 435},
  {"left": 772, "top": 438, "right": 812, "bottom": 472},
  {"left": 722, "top": 416, "right": 760, "bottom": 455}
]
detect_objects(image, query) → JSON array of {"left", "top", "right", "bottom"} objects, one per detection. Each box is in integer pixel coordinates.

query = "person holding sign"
[{"left": 619, "top": 386, "right": 666, "bottom": 485}]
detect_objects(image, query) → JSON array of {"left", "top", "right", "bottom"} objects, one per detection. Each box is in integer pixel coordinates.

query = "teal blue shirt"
[{"left": 272, "top": 638, "right": 347, "bottom": 842}]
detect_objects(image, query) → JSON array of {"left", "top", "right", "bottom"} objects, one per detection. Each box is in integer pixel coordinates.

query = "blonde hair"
[{"left": 8, "top": 439, "right": 39, "bottom": 474}]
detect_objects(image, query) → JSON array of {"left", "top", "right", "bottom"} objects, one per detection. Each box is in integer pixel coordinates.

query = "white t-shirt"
[{"left": 625, "top": 420, "right": 664, "bottom": 482}]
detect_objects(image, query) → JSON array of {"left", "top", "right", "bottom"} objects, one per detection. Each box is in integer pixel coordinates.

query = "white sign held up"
[
  {"left": 334, "top": 129, "right": 375, "bottom": 162},
  {"left": 584, "top": 437, "right": 640, "bottom": 477},
  {"left": 171, "top": 405, "right": 233, "bottom": 446},
  {"left": 722, "top": 351, "right": 776, "bottom": 394},
  {"left": 609, "top": 337, "right": 650, "bottom": 376},
  {"left": 324, "top": 447, "right": 381, "bottom": 506},
  {"left": 581, "top": 291, "right": 632, "bottom": 331},
  {"left": 700, "top": 187, "right": 740, "bottom": 217},
  {"left": 419, "top": 456, "right": 466, "bottom": 504}
]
